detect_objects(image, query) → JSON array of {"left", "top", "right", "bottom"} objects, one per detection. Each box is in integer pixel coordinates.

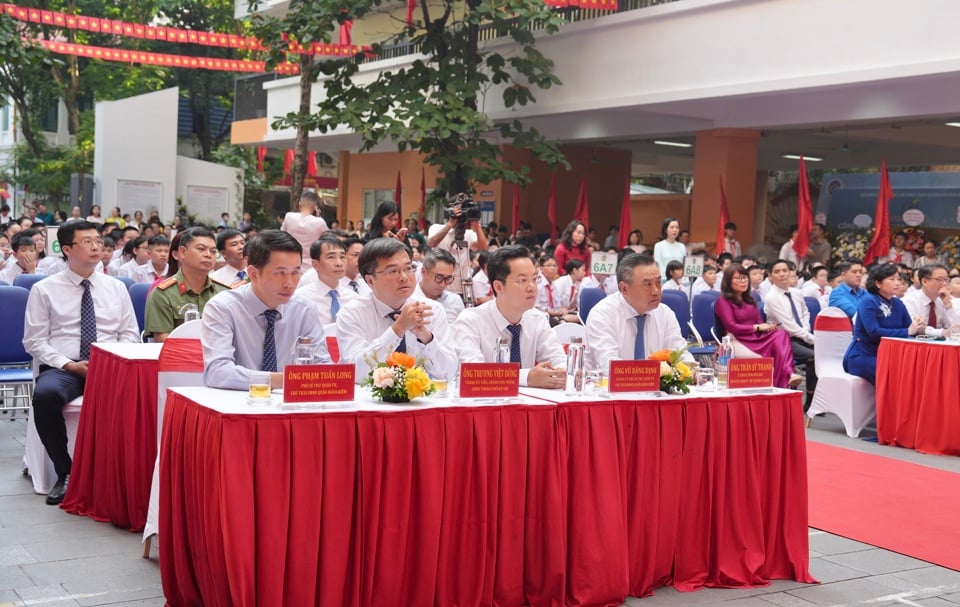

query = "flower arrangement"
[
  {"left": 939, "top": 235, "right": 960, "bottom": 270},
  {"left": 902, "top": 227, "right": 926, "bottom": 256},
  {"left": 830, "top": 230, "right": 871, "bottom": 264},
  {"left": 649, "top": 347, "right": 694, "bottom": 394},
  {"left": 363, "top": 351, "right": 435, "bottom": 402}
]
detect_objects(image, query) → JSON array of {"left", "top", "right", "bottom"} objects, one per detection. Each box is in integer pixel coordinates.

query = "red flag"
[
  {"left": 573, "top": 175, "right": 589, "bottom": 231},
  {"left": 418, "top": 168, "right": 427, "bottom": 231},
  {"left": 617, "top": 177, "right": 631, "bottom": 249},
  {"left": 511, "top": 183, "right": 521, "bottom": 236},
  {"left": 548, "top": 173, "right": 558, "bottom": 242},
  {"left": 256, "top": 147, "right": 267, "bottom": 173},
  {"left": 283, "top": 149, "right": 294, "bottom": 175},
  {"left": 793, "top": 157, "right": 813, "bottom": 260},
  {"left": 307, "top": 151, "right": 318, "bottom": 176},
  {"left": 394, "top": 171, "right": 402, "bottom": 219},
  {"left": 339, "top": 20, "right": 353, "bottom": 45},
  {"left": 406, "top": 0, "right": 415, "bottom": 25},
  {"left": 864, "top": 160, "right": 893, "bottom": 265},
  {"left": 715, "top": 176, "right": 731, "bottom": 255}
]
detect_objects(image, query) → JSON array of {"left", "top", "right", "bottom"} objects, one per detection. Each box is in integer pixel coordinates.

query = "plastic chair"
[
  {"left": 0, "top": 286, "right": 34, "bottom": 418},
  {"left": 807, "top": 306, "right": 876, "bottom": 438},
  {"left": 115, "top": 276, "right": 136, "bottom": 290},
  {"left": 552, "top": 322, "right": 585, "bottom": 346},
  {"left": 13, "top": 273, "right": 47, "bottom": 291},
  {"left": 804, "top": 296, "right": 822, "bottom": 330},
  {"left": 578, "top": 288, "right": 606, "bottom": 324},
  {"left": 142, "top": 320, "right": 204, "bottom": 556},
  {"left": 660, "top": 290, "right": 690, "bottom": 339},
  {"left": 691, "top": 291, "right": 720, "bottom": 346},
  {"left": 128, "top": 283, "right": 151, "bottom": 335}
]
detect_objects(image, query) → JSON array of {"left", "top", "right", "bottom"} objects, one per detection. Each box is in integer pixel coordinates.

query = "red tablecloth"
[
  {"left": 61, "top": 343, "right": 161, "bottom": 530},
  {"left": 876, "top": 338, "right": 960, "bottom": 455},
  {"left": 160, "top": 390, "right": 813, "bottom": 607}
]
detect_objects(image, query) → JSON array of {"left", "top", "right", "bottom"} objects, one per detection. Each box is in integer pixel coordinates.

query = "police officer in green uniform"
[{"left": 145, "top": 226, "right": 230, "bottom": 342}]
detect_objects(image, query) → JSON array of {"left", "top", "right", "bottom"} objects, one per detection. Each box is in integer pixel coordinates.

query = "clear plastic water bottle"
[
  {"left": 716, "top": 335, "right": 733, "bottom": 389},
  {"left": 495, "top": 337, "right": 511, "bottom": 364},
  {"left": 565, "top": 337, "right": 585, "bottom": 395},
  {"left": 294, "top": 336, "right": 314, "bottom": 366},
  {"left": 179, "top": 303, "right": 200, "bottom": 323}
]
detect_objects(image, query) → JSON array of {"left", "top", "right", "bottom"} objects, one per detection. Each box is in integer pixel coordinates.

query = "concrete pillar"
[{"left": 691, "top": 129, "right": 761, "bottom": 253}]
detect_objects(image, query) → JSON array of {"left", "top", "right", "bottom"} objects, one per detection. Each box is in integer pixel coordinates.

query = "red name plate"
[
  {"left": 727, "top": 357, "right": 774, "bottom": 389},
  {"left": 459, "top": 363, "right": 520, "bottom": 398},
  {"left": 283, "top": 364, "right": 355, "bottom": 403},
  {"left": 609, "top": 360, "right": 661, "bottom": 392}
]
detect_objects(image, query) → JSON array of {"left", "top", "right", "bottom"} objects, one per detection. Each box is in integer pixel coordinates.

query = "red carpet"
[{"left": 807, "top": 441, "right": 960, "bottom": 572}]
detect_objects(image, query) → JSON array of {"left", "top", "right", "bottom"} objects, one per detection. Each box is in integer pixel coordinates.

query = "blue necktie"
[
  {"left": 262, "top": 309, "right": 279, "bottom": 372},
  {"left": 786, "top": 291, "right": 802, "bottom": 326},
  {"left": 237, "top": 270, "right": 247, "bottom": 281},
  {"left": 329, "top": 289, "right": 340, "bottom": 320},
  {"left": 349, "top": 280, "right": 359, "bottom": 294},
  {"left": 388, "top": 310, "right": 406, "bottom": 353},
  {"left": 634, "top": 314, "right": 646, "bottom": 360},
  {"left": 79, "top": 279, "right": 96, "bottom": 360},
  {"left": 507, "top": 324, "right": 522, "bottom": 364}
]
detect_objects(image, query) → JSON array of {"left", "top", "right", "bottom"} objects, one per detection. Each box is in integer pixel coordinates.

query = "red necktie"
[
  {"left": 547, "top": 284, "right": 555, "bottom": 309},
  {"left": 929, "top": 301, "right": 937, "bottom": 328}
]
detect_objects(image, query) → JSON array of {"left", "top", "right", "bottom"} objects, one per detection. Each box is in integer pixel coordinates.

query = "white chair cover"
[
  {"left": 807, "top": 306, "right": 876, "bottom": 437},
  {"left": 23, "top": 397, "right": 82, "bottom": 494},
  {"left": 552, "top": 322, "right": 585, "bottom": 345},
  {"left": 142, "top": 320, "right": 204, "bottom": 546}
]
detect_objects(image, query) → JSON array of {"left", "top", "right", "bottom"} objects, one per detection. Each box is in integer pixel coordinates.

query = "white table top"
[
  {"left": 519, "top": 386, "right": 795, "bottom": 403},
  {"left": 92, "top": 342, "right": 164, "bottom": 361},
  {"left": 170, "top": 385, "right": 560, "bottom": 416},
  {"left": 882, "top": 336, "right": 960, "bottom": 348}
]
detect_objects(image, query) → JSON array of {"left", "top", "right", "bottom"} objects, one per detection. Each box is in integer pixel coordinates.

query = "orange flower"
[
  {"left": 649, "top": 349, "right": 672, "bottom": 362},
  {"left": 387, "top": 351, "right": 416, "bottom": 369}
]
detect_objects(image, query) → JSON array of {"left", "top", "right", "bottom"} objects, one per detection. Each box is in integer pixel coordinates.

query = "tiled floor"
[{"left": 1, "top": 410, "right": 958, "bottom": 607}]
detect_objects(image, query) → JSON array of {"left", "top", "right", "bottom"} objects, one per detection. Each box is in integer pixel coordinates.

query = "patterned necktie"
[
  {"left": 507, "top": 324, "right": 522, "bottom": 364},
  {"left": 387, "top": 310, "right": 406, "bottom": 353},
  {"left": 237, "top": 270, "right": 247, "bottom": 281},
  {"left": 79, "top": 279, "right": 96, "bottom": 360},
  {"left": 349, "top": 280, "right": 359, "bottom": 294},
  {"left": 929, "top": 301, "right": 937, "bottom": 328},
  {"left": 634, "top": 315, "right": 646, "bottom": 360},
  {"left": 329, "top": 289, "right": 340, "bottom": 320},
  {"left": 786, "top": 291, "right": 802, "bottom": 326},
  {"left": 262, "top": 309, "right": 279, "bottom": 372}
]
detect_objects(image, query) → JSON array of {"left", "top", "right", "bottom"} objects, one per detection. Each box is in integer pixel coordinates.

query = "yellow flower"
[
  {"left": 404, "top": 367, "right": 432, "bottom": 398},
  {"left": 677, "top": 362, "right": 692, "bottom": 379}
]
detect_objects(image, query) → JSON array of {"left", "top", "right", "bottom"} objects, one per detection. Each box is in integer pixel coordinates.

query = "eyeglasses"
[
  {"left": 374, "top": 265, "right": 416, "bottom": 279},
  {"left": 732, "top": 275, "right": 749, "bottom": 282},
  {"left": 68, "top": 238, "right": 104, "bottom": 248},
  {"left": 431, "top": 273, "right": 455, "bottom": 285}
]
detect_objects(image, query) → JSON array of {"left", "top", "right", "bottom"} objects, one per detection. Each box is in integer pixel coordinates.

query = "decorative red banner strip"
[
  {"left": 3, "top": 3, "right": 368, "bottom": 57},
  {"left": 543, "top": 0, "right": 617, "bottom": 9},
  {"left": 36, "top": 38, "right": 301, "bottom": 74}
]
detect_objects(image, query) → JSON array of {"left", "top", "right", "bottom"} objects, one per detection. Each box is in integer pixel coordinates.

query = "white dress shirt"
[
  {"left": 427, "top": 224, "right": 477, "bottom": 294},
  {"left": 280, "top": 212, "right": 328, "bottom": 270},
  {"left": 757, "top": 278, "right": 773, "bottom": 300},
  {"left": 0, "top": 263, "right": 45, "bottom": 285},
  {"left": 801, "top": 281, "right": 831, "bottom": 308},
  {"left": 535, "top": 273, "right": 558, "bottom": 311},
  {"left": 662, "top": 278, "right": 686, "bottom": 291},
  {"left": 902, "top": 289, "right": 960, "bottom": 337},
  {"left": 411, "top": 284, "right": 465, "bottom": 324},
  {"left": 779, "top": 241, "right": 799, "bottom": 268},
  {"left": 297, "top": 280, "right": 358, "bottom": 326},
  {"left": 690, "top": 277, "right": 719, "bottom": 299},
  {"left": 201, "top": 284, "right": 331, "bottom": 390},
  {"left": 552, "top": 274, "right": 580, "bottom": 309},
  {"left": 38, "top": 255, "right": 66, "bottom": 275},
  {"left": 452, "top": 300, "right": 565, "bottom": 386},
  {"left": 23, "top": 268, "right": 140, "bottom": 369},
  {"left": 297, "top": 268, "right": 319, "bottom": 290},
  {"left": 472, "top": 270, "right": 491, "bottom": 300},
  {"left": 115, "top": 258, "right": 141, "bottom": 280},
  {"left": 339, "top": 274, "right": 371, "bottom": 297},
  {"left": 209, "top": 264, "right": 247, "bottom": 287},
  {"left": 336, "top": 292, "right": 458, "bottom": 382},
  {"left": 134, "top": 262, "right": 167, "bottom": 284},
  {"left": 763, "top": 285, "right": 813, "bottom": 344},
  {"left": 584, "top": 293, "right": 691, "bottom": 372}
]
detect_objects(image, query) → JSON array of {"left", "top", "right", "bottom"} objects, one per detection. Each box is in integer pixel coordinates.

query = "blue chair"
[
  {"left": 578, "top": 287, "right": 606, "bottom": 324},
  {"left": 804, "top": 296, "right": 821, "bottom": 331},
  {"left": 13, "top": 273, "right": 47, "bottom": 291},
  {"left": 0, "top": 280, "right": 8, "bottom": 286},
  {"left": 0, "top": 286, "right": 34, "bottom": 417},
  {"left": 691, "top": 291, "right": 721, "bottom": 345},
  {"left": 660, "top": 290, "right": 690, "bottom": 339},
  {"left": 128, "top": 283, "right": 151, "bottom": 335},
  {"left": 115, "top": 276, "right": 135, "bottom": 290}
]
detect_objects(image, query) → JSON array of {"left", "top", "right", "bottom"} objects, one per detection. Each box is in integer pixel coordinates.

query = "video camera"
[{"left": 442, "top": 193, "right": 481, "bottom": 244}]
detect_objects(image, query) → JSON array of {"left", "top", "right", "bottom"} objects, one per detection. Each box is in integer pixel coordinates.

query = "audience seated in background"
[
  {"left": 208, "top": 229, "right": 248, "bottom": 287},
  {"left": 762, "top": 259, "right": 818, "bottom": 407},
  {"left": 133, "top": 235, "right": 170, "bottom": 284},
  {"left": 0, "top": 232, "right": 45, "bottom": 284},
  {"left": 828, "top": 260, "right": 865, "bottom": 319},
  {"left": 901, "top": 263, "right": 960, "bottom": 338},
  {"left": 411, "top": 248, "right": 465, "bottom": 324}
]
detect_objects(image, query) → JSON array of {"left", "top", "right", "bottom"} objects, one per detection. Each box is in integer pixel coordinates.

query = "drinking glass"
[
  {"left": 248, "top": 371, "right": 272, "bottom": 405},
  {"left": 695, "top": 368, "right": 716, "bottom": 392}
]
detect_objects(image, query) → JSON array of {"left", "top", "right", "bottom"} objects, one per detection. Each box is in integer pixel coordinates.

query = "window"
[
  {"left": 39, "top": 102, "right": 58, "bottom": 132},
  {"left": 0, "top": 101, "right": 8, "bottom": 132},
  {"left": 362, "top": 189, "right": 395, "bottom": 226}
]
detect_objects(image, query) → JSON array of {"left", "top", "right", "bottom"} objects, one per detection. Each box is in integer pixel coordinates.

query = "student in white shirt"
[
  {"left": 115, "top": 236, "right": 150, "bottom": 280},
  {"left": 690, "top": 264, "right": 720, "bottom": 300},
  {"left": 0, "top": 233, "right": 44, "bottom": 285},
  {"left": 800, "top": 264, "right": 831, "bottom": 308},
  {"left": 662, "top": 260, "right": 686, "bottom": 291},
  {"left": 411, "top": 248, "right": 465, "bottom": 324},
  {"left": 337, "top": 238, "right": 458, "bottom": 382},
  {"left": 585, "top": 253, "right": 691, "bottom": 372},
  {"left": 453, "top": 245, "right": 566, "bottom": 388},
  {"left": 296, "top": 233, "right": 357, "bottom": 326},
  {"left": 338, "top": 236, "right": 371, "bottom": 297},
  {"left": 133, "top": 235, "right": 170, "bottom": 284},
  {"left": 553, "top": 258, "right": 586, "bottom": 323},
  {"left": 472, "top": 250, "right": 493, "bottom": 304}
]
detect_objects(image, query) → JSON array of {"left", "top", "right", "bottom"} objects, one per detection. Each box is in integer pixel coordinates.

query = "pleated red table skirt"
[
  {"left": 877, "top": 338, "right": 960, "bottom": 455},
  {"left": 160, "top": 391, "right": 814, "bottom": 607},
  {"left": 61, "top": 343, "right": 161, "bottom": 530}
]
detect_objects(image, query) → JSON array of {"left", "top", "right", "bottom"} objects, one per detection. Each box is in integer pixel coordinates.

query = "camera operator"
[{"left": 427, "top": 196, "right": 488, "bottom": 298}]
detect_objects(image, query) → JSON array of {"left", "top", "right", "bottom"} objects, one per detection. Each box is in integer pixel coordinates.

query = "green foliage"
[{"left": 296, "top": 0, "right": 569, "bottom": 198}]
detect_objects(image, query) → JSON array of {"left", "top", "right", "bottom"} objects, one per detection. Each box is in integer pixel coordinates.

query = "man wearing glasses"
[
  {"left": 23, "top": 221, "right": 141, "bottom": 505},
  {"left": 902, "top": 264, "right": 960, "bottom": 337},
  {"left": 337, "top": 238, "right": 457, "bottom": 382},
  {"left": 411, "top": 248, "right": 465, "bottom": 323},
  {"left": 452, "top": 245, "right": 566, "bottom": 388},
  {"left": 585, "top": 253, "right": 691, "bottom": 372}
]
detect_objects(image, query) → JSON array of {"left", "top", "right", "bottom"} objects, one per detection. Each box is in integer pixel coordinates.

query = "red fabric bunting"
[
  {"left": 715, "top": 176, "right": 731, "bottom": 255},
  {"left": 617, "top": 176, "right": 631, "bottom": 249},
  {"left": 793, "top": 157, "right": 813, "bottom": 260},
  {"left": 864, "top": 160, "right": 893, "bottom": 266}
]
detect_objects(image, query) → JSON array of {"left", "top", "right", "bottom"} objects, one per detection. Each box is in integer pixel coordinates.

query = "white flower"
[
  {"left": 660, "top": 361, "right": 673, "bottom": 377},
  {"left": 372, "top": 367, "right": 396, "bottom": 388}
]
